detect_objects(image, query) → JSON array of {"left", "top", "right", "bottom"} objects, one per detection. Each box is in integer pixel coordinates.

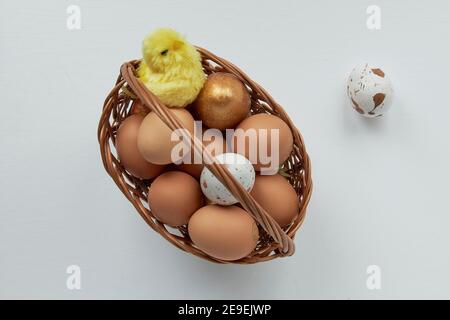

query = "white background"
[{"left": 1, "top": 0, "right": 449, "bottom": 299}]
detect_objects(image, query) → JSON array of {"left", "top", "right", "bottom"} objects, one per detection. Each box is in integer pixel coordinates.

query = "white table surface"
[{"left": 1, "top": 0, "right": 449, "bottom": 299}]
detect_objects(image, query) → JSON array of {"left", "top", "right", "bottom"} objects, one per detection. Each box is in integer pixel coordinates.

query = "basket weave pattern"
[{"left": 98, "top": 47, "right": 312, "bottom": 264}]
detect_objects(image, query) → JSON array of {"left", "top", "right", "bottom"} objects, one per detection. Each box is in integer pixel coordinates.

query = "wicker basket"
[{"left": 98, "top": 47, "right": 312, "bottom": 264}]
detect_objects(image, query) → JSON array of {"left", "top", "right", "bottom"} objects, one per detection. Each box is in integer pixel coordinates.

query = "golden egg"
[
  {"left": 115, "top": 115, "right": 165, "bottom": 179},
  {"left": 193, "top": 72, "right": 250, "bottom": 130},
  {"left": 137, "top": 108, "right": 195, "bottom": 165}
]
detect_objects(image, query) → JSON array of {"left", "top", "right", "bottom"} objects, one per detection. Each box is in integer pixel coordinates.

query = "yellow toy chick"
[{"left": 137, "top": 28, "right": 206, "bottom": 108}]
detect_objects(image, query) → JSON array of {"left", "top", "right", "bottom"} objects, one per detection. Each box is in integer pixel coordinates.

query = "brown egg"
[
  {"left": 137, "top": 109, "right": 195, "bottom": 165},
  {"left": 148, "top": 171, "right": 204, "bottom": 227},
  {"left": 250, "top": 174, "right": 299, "bottom": 227},
  {"left": 115, "top": 115, "right": 165, "bottom": 179},
  {"left": 233, "top": 114, "right": 293, "bottom": 172},
  {"left": 188, "top": 205, "right": 259, "bottom": 261},
  {"left": 193, "top": 72, "right": 250, "bottom": 130},
  {"left": 177, "top": 132, "right": 227, "bottom": 179},
  {"left": 130, "top": 100, "right": 149, "bottom": 116}
]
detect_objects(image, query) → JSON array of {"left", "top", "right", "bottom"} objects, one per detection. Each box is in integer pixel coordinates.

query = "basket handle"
[{"left": 120, "top": 61, "right": 295, "bottom": 256}]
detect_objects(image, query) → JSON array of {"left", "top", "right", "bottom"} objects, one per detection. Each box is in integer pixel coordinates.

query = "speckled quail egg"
[
  {"left": 200, "top": 153, "right": 255, "bottom": 206},
  {"left": 347, "top": 64, "right": 393, "bottom": 118}
]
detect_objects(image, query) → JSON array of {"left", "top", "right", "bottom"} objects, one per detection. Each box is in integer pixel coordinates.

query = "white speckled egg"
[
  {"left": 347, "top": 64, "right": 393, "bottom": 118},
  {"left": 200, "top": 153, "right": 255, "bottom": 206}
]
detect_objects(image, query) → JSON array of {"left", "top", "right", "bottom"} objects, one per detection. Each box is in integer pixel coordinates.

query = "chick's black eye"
[{"left": 160, "top": 49, "right": 168, "bottom": 56}]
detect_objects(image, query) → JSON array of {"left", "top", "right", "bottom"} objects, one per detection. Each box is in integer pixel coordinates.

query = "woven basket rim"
[{"left": 98, "top": 46, "right": 312, "bottom": 264}]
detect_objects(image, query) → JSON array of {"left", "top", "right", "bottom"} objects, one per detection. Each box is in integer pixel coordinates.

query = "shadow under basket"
[{"left": 97, "top": 46, "right": 312, "bottom": 264}]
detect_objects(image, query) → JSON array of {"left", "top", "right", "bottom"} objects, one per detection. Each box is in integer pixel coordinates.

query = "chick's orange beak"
[{"left": 172, "top": 39, "right": 184, "bottom": 51}]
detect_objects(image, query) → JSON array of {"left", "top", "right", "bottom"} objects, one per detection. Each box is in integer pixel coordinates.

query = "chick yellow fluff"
[{"left": 137, "top": 28, "right": 205, "bottom": 108}]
